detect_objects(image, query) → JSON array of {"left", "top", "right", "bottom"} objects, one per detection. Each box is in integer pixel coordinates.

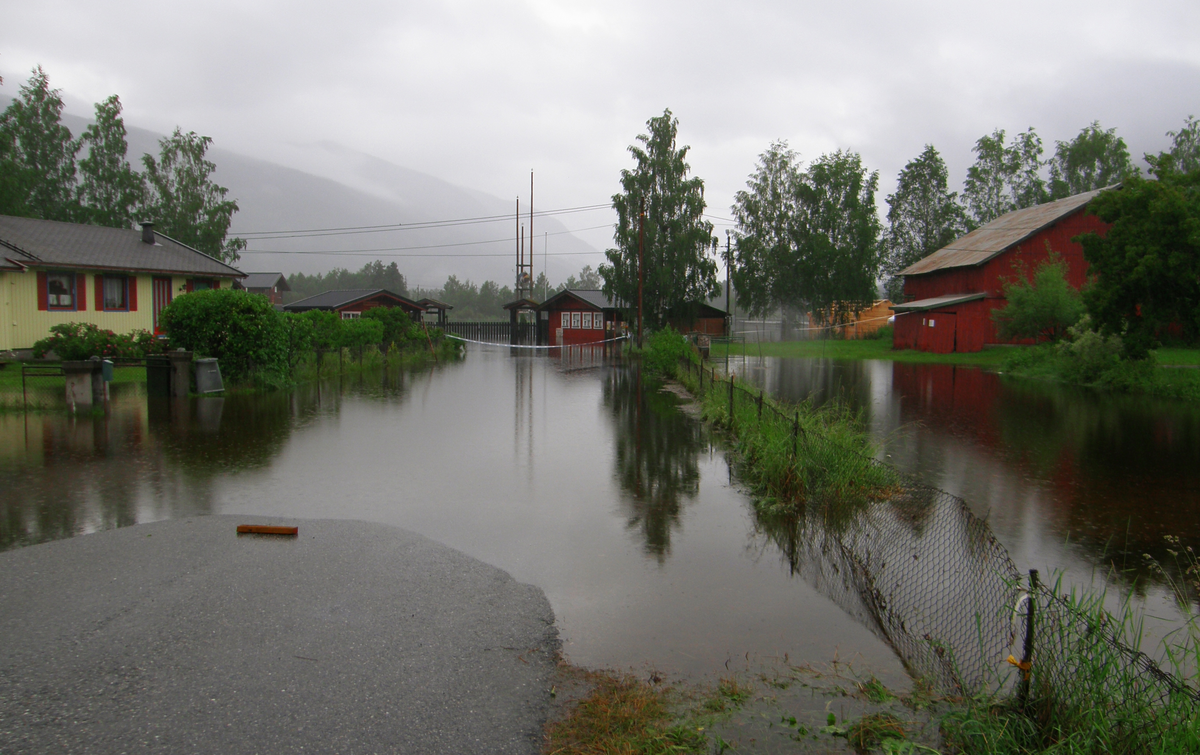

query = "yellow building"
[{"left": 0, "top": 215, "right": 244, "bottom": 352}]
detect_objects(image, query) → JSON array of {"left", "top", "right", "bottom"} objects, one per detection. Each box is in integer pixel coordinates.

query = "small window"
[
  {"left": 571, "top": 312, "right": 581, "bottom": 328},
  {"left": 103, "top": 276, "right": 128, "bottom": 311},
  {"left": 581, "top": 312, "right": 592, "bottom": 329},
  {"left": 562, "top": 312, "right": 571, "bottom": 329},
  {"left": 595, "top": 315, "right": 604, "bottom": 330},
  {"left": 191, "top": 279, "right": 215, "bottom": 292},
  {"left": 341, "top": 311, "right": 360, "bottom": 320},
  {"left": 47, "top": 272, "right": 75, "bottom": 310}
]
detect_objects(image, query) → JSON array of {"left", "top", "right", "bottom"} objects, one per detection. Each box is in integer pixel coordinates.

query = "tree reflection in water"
[{"left": 603, "top": 365, "right": 705, "bottom": 563}]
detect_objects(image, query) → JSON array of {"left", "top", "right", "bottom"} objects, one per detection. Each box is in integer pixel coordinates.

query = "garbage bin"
[
  {"left": 194, "top": 358, "right": 224, "bottom": 394},
  {"left": 146, "top": 356, "right": 171, "bottom": 397}
]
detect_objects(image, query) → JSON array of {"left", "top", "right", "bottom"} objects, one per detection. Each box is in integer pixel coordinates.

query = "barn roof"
[
  {"left": 890, "top": 293, "right": 986, "bottom": 312},
  {"left": 0, "top": 214, "right": 244, "bottom": 278},
  {"left": 900, "top": 188, "right": 1110, "bottom": 276},
  {"left": 283, "top": 289, "right": 423, "bottom": 312}
]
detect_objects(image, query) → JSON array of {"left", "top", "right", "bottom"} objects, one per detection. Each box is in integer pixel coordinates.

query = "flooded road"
[{"left": 3, "top": 348, "right": 1197, "bottom": 681}]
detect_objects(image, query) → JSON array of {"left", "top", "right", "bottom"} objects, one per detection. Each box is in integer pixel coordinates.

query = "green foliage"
[
  {"left": 1079, "top": 169, "right": 1200, "bottom": 359},
  {"left": 141, "top": 128, "right": 246, "bottom": 263},
  {"left": 1154, "top": 115, "right": 1200, "bottom": 175},
  {"left": 732, "top": 142, "right": 883, "bottom": 323},
  {"left": 287, "top": 260, "right": 408, "bottom": 301},
  {"left": 338, "top": 317, "right": 385, "bottom": 348},
  {"left": 992, "top": 253, "right": 1084, "bottom": 342},
  {"left": 1055, "top": 316, "right": 1124, "bottom": 383},
  {"left": 1048, "top": 121, "right": 1136, "bottom": 200},
  {"left": 559, "top": 264, "right": 602, "bottom": 291},
  {"left": 883, "top": 144, "right": 968, "bottom": 302},
  {"left": 642, "top": 327, "right": 691, "bottom": 375},
  {"left": 600, "top": 109, "right": 719, "bottom": 329},
  {"left": 0, "top": 66, "right": 79, "bottom": 221},
  {"left": 360, "top": 306, "right": 422, "bottom": 347},
  {"left": 31, "top": 322, "right": 159, "bottom": 360},
  {"left": 159, "top": 289, "right": 287, "bottom": 384},
  {"left": 963, "top": 127, "right": 1047, "bottom": 227},
  {"left": 77, "top": 95, "right": 145, "bottom": 228}
]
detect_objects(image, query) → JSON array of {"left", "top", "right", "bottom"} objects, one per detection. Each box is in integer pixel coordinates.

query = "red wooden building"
[
  {"left": 282, "top": 289, "right": 425, "bottom": 320},
  {"left": 892, "top": 189, "right": 1111, "bottom": 353},
  {"left": 536, "top": 289, "right": 624, "bottom": 345}
]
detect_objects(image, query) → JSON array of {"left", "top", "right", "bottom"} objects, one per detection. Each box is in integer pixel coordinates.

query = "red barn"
[
  {"left": 892, "top": 189, "right": 1111, "bottom": 353},
  {"left": 283, "top": 289, "right": 425, "bottom": 320}
]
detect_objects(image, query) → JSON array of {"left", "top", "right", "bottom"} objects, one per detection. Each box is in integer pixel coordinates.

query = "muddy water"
[
  {"left": 0, "top": 350, "right": 906, "bottom": 683},
  {"left": 5, "top": 349, "right": 1197, "bottom": 681}
]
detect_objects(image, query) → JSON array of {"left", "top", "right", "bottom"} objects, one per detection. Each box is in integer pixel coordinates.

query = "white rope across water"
[{"left": 444, "top": 334, "right": 631, "bottom": 350}]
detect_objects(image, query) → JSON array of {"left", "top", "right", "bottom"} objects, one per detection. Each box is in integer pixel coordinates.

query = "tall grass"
[{"left": 674, "top": 360, "right": 898, "bottom": 517}]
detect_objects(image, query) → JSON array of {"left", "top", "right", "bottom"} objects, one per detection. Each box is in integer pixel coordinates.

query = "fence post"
[
  {"left": 21, "top": 366, "right": 27, "bottom": 411},
  {"left": 728, "top": 374, "right": 734, "bottom": 417},
  {"left": 793, "top": 412, "right": 799, "bottom": 456},
  {"left": 1018, "top": 569, "right": 1039, "bottom": 711},
  {"left": 757, "top": 391, "right": 763, "bottom": 421}
]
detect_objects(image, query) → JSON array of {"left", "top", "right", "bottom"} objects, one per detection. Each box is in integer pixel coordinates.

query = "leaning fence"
[{"left": 678, "top": 357, "right": 1199, "bottom": 749}]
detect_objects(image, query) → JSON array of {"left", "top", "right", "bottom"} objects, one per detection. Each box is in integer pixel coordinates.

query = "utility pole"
[
  {"left": 637, "top": 198, "right": 645, "bottom": 349},
  {"left": 725, "top": 231, "right": 732, "bottom": 372}
]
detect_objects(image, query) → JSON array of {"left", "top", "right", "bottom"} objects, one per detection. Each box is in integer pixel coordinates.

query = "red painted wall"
[
  {"left": 548, "top": 304, "right": 609, "bottom": 345},
  {"left": 897, "top": 208, "right": 1109, "bottom": 352}
]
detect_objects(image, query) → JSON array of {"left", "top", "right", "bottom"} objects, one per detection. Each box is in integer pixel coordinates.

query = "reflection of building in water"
[{"left": 553, "top": 344, "right": 613, "bottom": 372}]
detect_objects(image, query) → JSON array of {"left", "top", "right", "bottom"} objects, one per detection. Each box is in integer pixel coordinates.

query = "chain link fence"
[{"left": 679, "top": 357, "right": 1199, "bottom": 747}]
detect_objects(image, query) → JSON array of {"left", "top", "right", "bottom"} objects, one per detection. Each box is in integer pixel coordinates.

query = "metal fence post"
[
  {"left": 728, "top": 374, "right": 734, "bottom": 416},
  {"left": 1018, "top": 569, "right": 1039, "bottom": 711}
]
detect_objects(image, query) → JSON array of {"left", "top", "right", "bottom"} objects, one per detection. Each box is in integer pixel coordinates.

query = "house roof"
[
  {"left": 0, "top": 215, "right": 244, "bottom": 278},
  {"left": 502, "top": 297, "right": 540, "bottom": 311},
  {"left": 537, "top": 289, "right": 616, "bottom": 311},
  {"left": 283, "top": 288, "right": 423, "bottom": 312},
  {"left": 238, "top": 272, "right": 290, "bottom": 291},
  {"left": 669, "top": 302, "right": 727, "bottom": 319},
  {"left": 900, "top": 188, "right": 1110, "bottom": 277},
  {"left": 890, "top": 293, "right": 986, "bottom": 312},
  {"left": 416, "top": 298, "right": 453, "bottom": 310}
]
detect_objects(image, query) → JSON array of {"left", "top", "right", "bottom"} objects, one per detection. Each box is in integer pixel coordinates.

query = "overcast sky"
[{"left": 4, "top": 0, "right": 1199, "bottom": 264}]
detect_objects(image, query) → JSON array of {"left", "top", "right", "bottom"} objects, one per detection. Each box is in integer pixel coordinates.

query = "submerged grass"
[{"left": 674, "top": 359, "right": 899, "bottom": 517}]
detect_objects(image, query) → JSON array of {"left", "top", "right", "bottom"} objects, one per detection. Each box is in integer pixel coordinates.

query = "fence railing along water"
[
  {"left": 440, "top": 321, "right": 537, "bottom": 344},
  {"left": 678, "top": 357, "right": 1199, "bottom": 749}
]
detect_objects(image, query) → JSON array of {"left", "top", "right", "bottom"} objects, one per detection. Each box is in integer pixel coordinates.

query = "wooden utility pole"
[{"left": 637, "top": 199, "right": 645, "bottom": 349}]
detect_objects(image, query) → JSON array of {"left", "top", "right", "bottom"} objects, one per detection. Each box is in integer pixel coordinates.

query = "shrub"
[
  {"left": 992, "top": 253, "right": 1084, "bottom": 342},
  {"left": 643, "top": 327, "right": 691, "bottom": 375},
  {"left": 361, "top": 306, "right": 423, "bottom": 347},
  {"left": 1056, "top": 315, "right": 1124, "bottom": 383},
  {"left": 159, "top": 289, "right": 288, "bottom": 385},
  {"left": 32, "top": 322, "right": 159, "bottom": 361},
  {"left": 874, "top": 324, "right": 894, "bottom": 341},
  {"left": 338, "top": 317, "right": 385, "bottom": 348}
]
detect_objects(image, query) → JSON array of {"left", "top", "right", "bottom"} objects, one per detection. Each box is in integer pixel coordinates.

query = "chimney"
[{"left": 140, "top": 221, "right": 155, "bottom": 245}]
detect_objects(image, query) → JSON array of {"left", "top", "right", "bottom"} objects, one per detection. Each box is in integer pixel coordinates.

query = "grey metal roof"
[
  {"left": 900, "top": 188, "right": 1109, "bottom": 277},
  {"left": 890, "top": 293, "right": 986, "bottom": 312},
  {"left": 0, "top": 215, "right": 244, "bottom": 277},
  {"left": 537, "top": 288, "right": 616, "bottom": 312},
  {"left": 238, "top": 272, "right": 290, "bottom": 290},
  {"left": 283, "top": 289, "right": 423, "bottom": 312}
]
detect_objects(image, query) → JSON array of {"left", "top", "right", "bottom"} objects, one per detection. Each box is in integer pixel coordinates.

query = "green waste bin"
[{"left": 146, "top": 356, "right": 170, "bottom": 398}]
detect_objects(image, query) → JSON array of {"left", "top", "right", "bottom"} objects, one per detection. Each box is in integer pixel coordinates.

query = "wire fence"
[
  {"left": 678, "top": 356, "right": 1199, "bottom": 746},
  {"left": 0, "top": 364, "right": 65, "bottom": 411}
]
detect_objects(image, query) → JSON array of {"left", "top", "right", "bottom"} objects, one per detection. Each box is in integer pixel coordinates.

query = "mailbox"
[{"left": 194, "top": 358, "right": 224, "bottom": 394}]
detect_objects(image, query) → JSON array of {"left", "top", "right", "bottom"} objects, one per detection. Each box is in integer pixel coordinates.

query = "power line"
[
  {"left": 236, "top": 203, "right": 612, "bottom": 239},
  {"left": 240, "top": 224, "right": 613, "bottom": 257}
]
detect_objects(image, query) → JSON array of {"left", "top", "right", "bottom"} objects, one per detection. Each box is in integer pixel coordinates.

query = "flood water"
[{"left": 3, "top": 349, "right": 1198, "bottom": 683}]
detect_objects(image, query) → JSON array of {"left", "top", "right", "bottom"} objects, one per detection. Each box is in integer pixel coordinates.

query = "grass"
[
  {"left": 543, "top": 669, "right": 749, "bottom": 755},
  {"left": 712, "top": 336, "right": 1012, "bottom": 366},
  {"left": 675, "top": 358, "right": 900, "bottom": 517}
]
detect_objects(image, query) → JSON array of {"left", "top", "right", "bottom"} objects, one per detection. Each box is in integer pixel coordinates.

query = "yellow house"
[{"left": 0, "top": 215, "right": 244, "bottom": 353}]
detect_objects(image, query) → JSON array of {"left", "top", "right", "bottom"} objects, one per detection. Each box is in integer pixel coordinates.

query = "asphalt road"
[{"left": 0, "top": 516, "right": 559, "bottom": 754}]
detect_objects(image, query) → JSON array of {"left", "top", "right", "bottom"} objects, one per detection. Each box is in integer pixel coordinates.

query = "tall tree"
[
  {"left": 78, "top": 95, "right": 145, "bottom": 228},
  {"left": 882, "top": 145, "right": 968, "bottom": 302},
  {"left": 1079, "top": 167, "right": 1200, "bottom": 359},
  {"left": 730, "top": 141, "right": 801, "bottom": 319},
  {"left": 1151, "top": 115, "right": 1200, "bottom": 175},
  {"left": 141, "top": 128, "right": 245, "bottom": 262},
  {"left": 962, "top": 127, "right": 1046, "bottom": 227},
  {"left": 599, "top": 109, "right": 718, "bottom": 330},
  {"left": 732, "top": 145, "right": 882, "bottom": 324},
  {"left": 559, "top": 265, "right": 602, "bottom": 291},
  {"left": 0, "top": 66, "right": 79, "bottom": 221},
  {"left": 1047, "top": 121, "right": 1135, "bottom": 199}
]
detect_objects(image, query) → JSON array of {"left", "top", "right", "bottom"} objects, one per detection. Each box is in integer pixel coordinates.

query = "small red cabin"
[
  {"left": 893, "top": 189, "right": 1111, "bottom": 353},
  {"left": 536, "top": 289, "right": 624, "bottom": 346}
]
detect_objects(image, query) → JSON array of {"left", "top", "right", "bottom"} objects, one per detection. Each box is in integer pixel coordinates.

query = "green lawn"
[
  {"left": 712, "top": 339, "right": 1200, "bottom": 368},
  {"left": 0, "top": 364, "right": 147, "bottom": 391}
]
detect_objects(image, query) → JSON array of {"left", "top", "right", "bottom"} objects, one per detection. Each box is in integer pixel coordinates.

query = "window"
[
  {"left": 47, "top": 272, "right": 75, "bottom": 310},
  {"left": 191, "top": 279, "right": 215, "bottom": 292},
  {"left": 561, "top": 312, "right": 571, "bottom": 329},
  {"left": 571, "top": 312, "right": 581, "bottom": 328},
  {"left": 594, "top": 314, "right": 604, "bottom": 330},
  {"left": 341, "top": 311, "right": 361, "bottom": 320},
  {"left": 103, "top": 276, "right": 128, "bottom": 311},
  {"left": 581, "top": 312, "right": 592, "bottom": 329}
]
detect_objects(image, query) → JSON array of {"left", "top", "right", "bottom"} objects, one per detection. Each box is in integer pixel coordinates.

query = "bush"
[
  {"left": 992, "top": 253, "right": 1084, "bottom": 342},
  {"left": 361, "top": 307, "right": 423, "bottom": 347},
  {"left": 159, "top": 289, "right": 288, "bottom": 385},
  {"left": 1056, "top": 316, "right": 1124, "bottom": 383},
  {"left": 874, "top": 324, "right": 894, "bottom": 341},
  {"left": 32, "top": 322, "right": 160, "bottom": 361},
  {"left": 643, "top": 327, "right": 692, "bottom": 375}
]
